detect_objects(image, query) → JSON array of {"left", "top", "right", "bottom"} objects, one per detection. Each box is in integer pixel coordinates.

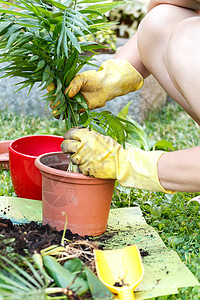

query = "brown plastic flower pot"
[
  {"left": 0, "top": 140, "right": 13, "bottom": 170},
  {"left": 35, "top": 151, "right": 115, "bottom": 237}
]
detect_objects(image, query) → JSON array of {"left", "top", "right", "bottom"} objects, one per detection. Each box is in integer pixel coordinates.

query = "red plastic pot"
[
  {"left": 35, "top": 152, "right": 115, "bottom": 236},
  {"left": 9, "top": 135, "right": 64, "bottom": 200}
]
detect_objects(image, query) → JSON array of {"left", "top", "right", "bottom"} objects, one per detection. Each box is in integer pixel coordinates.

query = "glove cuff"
[{"left": 117, "top": 148, "right": 175, "bottom": 194}]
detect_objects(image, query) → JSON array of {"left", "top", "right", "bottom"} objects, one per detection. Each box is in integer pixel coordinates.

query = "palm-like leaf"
[
  {"left": 0, "top": 254, "right": 83, "bottom": 299},
  {"left": 0, "top": 255, "right": 51, "bottom": 299},
  {"left": 0, "top": 0, "right": 122, "bottom": 129}
]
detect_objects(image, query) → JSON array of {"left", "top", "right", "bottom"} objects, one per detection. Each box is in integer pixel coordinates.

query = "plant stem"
[
  {"left": 46, "top": 287, "right": 69, "bottom": 295},
  {"left": 61, "top": 213, "right": 68, "bottom": 246}
]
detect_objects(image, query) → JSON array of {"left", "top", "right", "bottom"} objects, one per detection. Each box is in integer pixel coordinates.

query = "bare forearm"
[
  {"left": 158, "top": 146, "right": 200, "bottom": 192},
  {"left": 115, "top": 33, "right": 150, "bottom": 78}
]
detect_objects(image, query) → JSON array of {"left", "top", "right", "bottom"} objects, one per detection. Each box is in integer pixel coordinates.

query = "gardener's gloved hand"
[
  {"left": 61, "top": 127, "right": 174, "bottom": 193},
  {"left": 64, "top": 59, "right": 144, "bottom": 110},
  {"left": 47, "top": 59, "right": 143, "bottom": 118}
]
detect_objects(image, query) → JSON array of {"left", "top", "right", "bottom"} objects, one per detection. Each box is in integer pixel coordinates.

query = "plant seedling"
[{"left": 0, "top": 0, "right": 122, "bottom": 129}]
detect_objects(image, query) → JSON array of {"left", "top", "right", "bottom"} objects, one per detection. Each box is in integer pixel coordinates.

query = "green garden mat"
[{"left": 0, "top": 196, "right": 199, "bottom": 299}]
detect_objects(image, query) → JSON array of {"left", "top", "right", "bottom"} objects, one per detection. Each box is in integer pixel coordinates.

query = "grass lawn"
[{"left": 0, "top": 101, "right": 199, "bottom": 299}]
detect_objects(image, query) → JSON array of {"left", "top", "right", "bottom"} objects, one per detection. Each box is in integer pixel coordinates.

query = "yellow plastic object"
[{"left": 94, "top": 245, "right": 144, "bottom": 300}]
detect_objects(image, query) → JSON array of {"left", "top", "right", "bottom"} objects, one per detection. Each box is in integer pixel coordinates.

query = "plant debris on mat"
[
  {"left": 0, "top": 218, "right": 100, "bottom": 271},
  {"left": 0, "top": 218, "right": 115, "bottom": 300}
]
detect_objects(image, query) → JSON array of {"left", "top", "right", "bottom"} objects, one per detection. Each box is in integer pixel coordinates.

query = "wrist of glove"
[{"left": 61, "top": 128, "right": 174, "bottom": 194}]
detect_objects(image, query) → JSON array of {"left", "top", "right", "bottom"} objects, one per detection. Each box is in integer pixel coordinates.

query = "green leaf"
[
  {"left": 53, "top": 21, "right": 62, "bottom": 41},
  {"left": 0, "top": 21, "right": 12, "bottom": 36},
  {"left": 80, "top": 2, "right": 124, "bottom": 15},
  {"left": 65, "top": 27, "right": 81, "bottom": 52},
  {"left": 68, "top": 22, "right": 88, "bottom": 41},
  {"left": 54, "top": 102, "right": 67, "bottom": 116},
  {"left": 63, "top": 50, "right": 78, "bottom": 84},
  {"left": 117, "top": 101, "right": 133, "bottom": 120},
  {"left": 42, "top": 0, "right": 68, "bottom": 11},
  {"left": 0, "top": 272, "right": 30, "bottom": 292},
  {"left": 63, "top": 257, "right": 87, "bottom": 280},
  {"left": 34, "top": 60, "right": 45, "bottom": 72},
  {"left": 63, "top": 29, "right": 68, "bottom": 57},
  {"left": 66, "top": 17, "right": 90, "bottom": 35},
  {"left": 73, "top": 93, "right": 90, "bottom": 113},
  {"left": 90, "top": 121, "right": 107, "bottom": 135},
  {"left": 63, "top": 257, "right": 84, "bottom": 273},
  {"left": 29, "top": 55, "right": 40, "bottom": 62},
  {"left": 55, "top": 78, "right": 63, "bottom": 94},
  {"left": 6, "top": 30, "right": 21, "bottom": 48},
  {"left": 0, "top": 0, "right": 24, "bottom": 11},
  {"left": 154, "top": 140, "right": 175, "bottom": 151},
  {"left": 84, "top": 265, "right": 113, "bottom": 300},
  {"left": 1, "top": 23, "right": 20, "bottom": 39},
  {"left": 43, "top": 255, "right": 89, "bottom": 296},
  {"left": 0, "top": 9, "right": 37, "bottom": 19},
  {"left": 0, "top": 256, "right": 41, "bottom": 289},
  {"left": 56, "top": 18, "right": 65, "bottom": 57}
]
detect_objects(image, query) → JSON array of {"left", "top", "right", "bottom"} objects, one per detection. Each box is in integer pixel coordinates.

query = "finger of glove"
[
  {"left": 65, "top": 70, "right": 97, "bottom": 97},
  {"left": 65, "top": 74, "right": 83, "bottom": 98},
  {"left": 50, "top": 100, "right": 60, "bottom": 110},
  {"left": 64, "top": 127, "right": 97, "bottom": 141},
  {"left": 78, "top": 159, "right": 115, "bottom": 179},
  {"left": 47, "top": 82, "right": 56, "bottom": 92},
  {"left": 61, "top": 140, "right": 80, "bottom": 154},
  {"left": 52, "top": 109, "right": 61, "bottom": 120},
  {"left": 79, "top": 164, "right": 90, "bottom": 177}
]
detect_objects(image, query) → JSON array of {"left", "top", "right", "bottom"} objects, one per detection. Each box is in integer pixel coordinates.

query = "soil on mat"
[
  {"left": 0, "top": 217, "right": 149, "bottom": 259},
  {"left": 0, "top": 217, "right": 150, "bottom": 299},
  {"left": 0, "top": 218, "right": 105, "bottom": 299},
  {"left": 0, "top": 218, "right": 103, "bottom": 271}
]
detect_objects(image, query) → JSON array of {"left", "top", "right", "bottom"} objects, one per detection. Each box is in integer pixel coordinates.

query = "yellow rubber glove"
[
  {"left": 47, "top": 59, "right": 143, "bottom": 117},
  {"left": 64, "top": 59, "right": 144, "bottom": 110},
  {"left": 61, "top": 128, "right": 174, "bottom": 194}
]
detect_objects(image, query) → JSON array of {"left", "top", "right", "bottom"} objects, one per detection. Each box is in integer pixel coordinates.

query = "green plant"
[
  {"left": 117, "top": 101, "right": 174, "bottom": 151},
  {"left": 0, "top": 255, "right": 53, "bottom": 299},
  {"left": 0, "top": 0, "right": 171, "bottom": 150},
  {"left": 0, "top": 239, "right": 113, "bottom": 299},
  {"left": 0, "top": 0, "right": 122, "bottom": 129}
]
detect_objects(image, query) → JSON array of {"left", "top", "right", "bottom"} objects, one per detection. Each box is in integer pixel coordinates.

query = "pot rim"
[
  {"left": 0, "top": 140, "right": 13, "bottom": 162},
  {"left": 9, "top": 135, "right": 63, "bottom": 159},
  {"left": 35, "top": 151, "right": 115, "bottom": 183}
]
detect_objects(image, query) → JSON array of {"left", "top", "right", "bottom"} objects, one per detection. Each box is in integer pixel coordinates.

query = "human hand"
[
  {"left": 61, "top": 127, "right": 173, "bottom": 193},
  {"left": 61, "top": 127, "right": 120, "bottom": 178},
  {"left": 47, "top": 59, "right": 143, "bottom": 118},
  {"left": 64, "top": 59, "right": 144, "bottom": 110}
]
